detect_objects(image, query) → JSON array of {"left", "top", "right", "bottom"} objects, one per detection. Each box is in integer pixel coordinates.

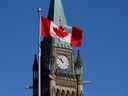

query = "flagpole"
[{"left": 37, "top": 8, "right": 42, "bottom": 96}]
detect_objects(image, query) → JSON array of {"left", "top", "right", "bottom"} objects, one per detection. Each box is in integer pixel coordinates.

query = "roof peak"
[{"left": 47, "top": 0, "right": 67, "bottom": 26}]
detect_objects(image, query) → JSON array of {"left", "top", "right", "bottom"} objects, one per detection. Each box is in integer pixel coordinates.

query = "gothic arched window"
[
  {"left": 66, "top": 90, "right": 70, "bottom": 96},
  {"left": 71, "top": 91, "right": 75, "bottom": 96},
  {"left": 56, "top": 89, "right": 60, "bottom": 96},
  {"left": 61, "top": 90, "right": 65, "bottom": 96}
]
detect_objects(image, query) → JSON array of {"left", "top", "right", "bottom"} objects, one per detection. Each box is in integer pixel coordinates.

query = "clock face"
[{"left": 56, "top": 55, "right": 69, "bottom": 70}]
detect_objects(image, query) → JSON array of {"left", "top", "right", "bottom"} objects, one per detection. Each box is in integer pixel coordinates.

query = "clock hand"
[{"left": 59, "top": 58, "right": 64, "bottom": 63}]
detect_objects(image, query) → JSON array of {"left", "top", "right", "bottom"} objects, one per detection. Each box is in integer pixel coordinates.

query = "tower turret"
[
  {"left": 32, "top": 54, "right": 38, "bottom": 96},
  {"left": 74, "top": 50, "right": 83, "bottom": 96},
  {"left": 75, "top": 50, "right": 83, "bottom": 79}
]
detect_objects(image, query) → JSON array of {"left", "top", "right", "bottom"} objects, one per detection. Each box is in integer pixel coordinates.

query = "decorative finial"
[
  {"left": 75, "top": 49, "right": 82, "bottom": 68},
  {"left": 38, "top": 8, "right": 42, "bottom": 12},
  {"left": 37, "top": 8, "right": 42, "bottom": 16}
]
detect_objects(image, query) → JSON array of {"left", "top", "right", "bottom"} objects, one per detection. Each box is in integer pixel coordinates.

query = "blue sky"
[{"left": 0, "top": 0, "right": 128, "bottom": 96}]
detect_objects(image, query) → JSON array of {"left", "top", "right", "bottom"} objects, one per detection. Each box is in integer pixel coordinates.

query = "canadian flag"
[{"left": 40, "top": 16, "right": 83, "bottom": 47}]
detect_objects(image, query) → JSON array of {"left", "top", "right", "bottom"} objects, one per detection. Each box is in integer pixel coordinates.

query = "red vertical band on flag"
[
  {"left": 40, "top": 16, "right": 51, "bottom": 37},
  {"left": 71, "top": 27, "right": 83, "bottom": 47}
]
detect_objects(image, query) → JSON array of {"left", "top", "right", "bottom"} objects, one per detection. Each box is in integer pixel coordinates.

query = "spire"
[
  {"left": 75, "top": 49, "right": 82, "bottom": 68},
  {"left": 48, "top": 0, "right": 67, "bottom": 26},
  {"left": 47, "top": 0, "right": 72, "bottom": 48},
  {"left": 33, "top": 54, "right": 38, "bottom": 71}
]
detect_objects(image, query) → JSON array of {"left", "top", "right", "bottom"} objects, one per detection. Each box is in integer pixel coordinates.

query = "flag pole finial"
[{"left": 37, "top": 8, "right": 42, "bottom": 16}]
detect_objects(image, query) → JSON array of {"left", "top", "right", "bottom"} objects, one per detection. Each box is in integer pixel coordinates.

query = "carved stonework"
[
  {"left": 33, "top": 42, "right": 83, "bottom": 96},
  {"left": 32, "top": 0, "right": 83, "bottom": 96}
]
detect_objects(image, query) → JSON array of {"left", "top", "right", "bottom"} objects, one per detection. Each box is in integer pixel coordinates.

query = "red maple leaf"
[{"left": 53, "top": 26, "right": 68, "bottom": 38}]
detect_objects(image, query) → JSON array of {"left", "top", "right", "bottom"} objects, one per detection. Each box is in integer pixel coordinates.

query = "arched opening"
[
  {"left": 61, "top": 90, "right": 65, "bottom": 96},
  {"left": 56, "top": 89, "right": 60, "bottom": 96},
  {"left": 66, "top": 90, "right": 70, "bottom": 96},
  {"left": 71, "top": 91, "right": 75, "bottom": 96}
]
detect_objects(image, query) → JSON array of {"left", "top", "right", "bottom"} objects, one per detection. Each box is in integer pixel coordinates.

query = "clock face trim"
[{"left": 56, "top": 55, "right": 69, "bottom": 70}]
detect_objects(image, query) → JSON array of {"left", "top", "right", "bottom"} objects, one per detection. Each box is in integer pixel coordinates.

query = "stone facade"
[
  {"left": 32, "top": 0, "right": 83, "bottom": 95},
  {"left": 32, "top": 39, "right": 83, "bottom": 96}
]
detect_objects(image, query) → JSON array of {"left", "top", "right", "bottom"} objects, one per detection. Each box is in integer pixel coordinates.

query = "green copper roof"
[
  {"left": 48, "top": 0, "right": 67, "bottom": 26},
  {"left": 47, "top": 0, "right": 72, "bottom": 49}
]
